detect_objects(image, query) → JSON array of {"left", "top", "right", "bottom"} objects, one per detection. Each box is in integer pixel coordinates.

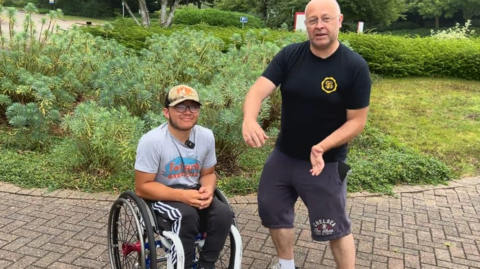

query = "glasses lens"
[
  {"left": 175, "top": 105, "right": 186, "bottom": 113},
  {"left": 190, "top": 105, "right": 200, "bottom": 113}
]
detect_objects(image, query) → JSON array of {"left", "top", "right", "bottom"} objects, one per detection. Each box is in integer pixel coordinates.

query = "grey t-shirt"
[{"left": 134, "top": 123, "right": 217, "bottom": 187}]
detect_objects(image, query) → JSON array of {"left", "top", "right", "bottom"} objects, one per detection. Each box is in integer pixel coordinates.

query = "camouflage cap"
[{"left": 165, "top": 85, "right": 201, "bottom": 107}]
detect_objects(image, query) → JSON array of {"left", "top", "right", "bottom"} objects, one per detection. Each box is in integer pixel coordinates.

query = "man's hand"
[
  {"left": 198, "top": 186, "right": 214, "bottom": 210},
  {"left": 180, "top": 190, "right": 205, "bottom": 209},
  {"left": 310, "top": 144, "right": 325, "bottom": 176},
  {"left": 242, "top": 119, "right": 269, "bottom": 148}
]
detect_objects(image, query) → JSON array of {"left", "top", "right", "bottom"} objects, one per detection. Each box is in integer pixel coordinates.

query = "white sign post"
[
  {"left": 294, "top": 12, "right": 306, "bottom": 32},
  {"left": 240, "top": 16, "right": 248, "bottom": 29},
  {"left": 357, "top": 21, "right": 364, "bottom": 34}
]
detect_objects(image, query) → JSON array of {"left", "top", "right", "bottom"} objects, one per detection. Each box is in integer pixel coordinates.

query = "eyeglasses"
[
  {"left": 173, "top": 104, "right": 200, "bottom": 113},
  {"left": 306, "top": 15, "right": 340, "bottom": 27}
]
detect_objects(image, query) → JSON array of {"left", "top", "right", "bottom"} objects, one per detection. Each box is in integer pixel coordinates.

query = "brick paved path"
[{"left": 0, "top": 177, "right": 479, "bottom": 269}]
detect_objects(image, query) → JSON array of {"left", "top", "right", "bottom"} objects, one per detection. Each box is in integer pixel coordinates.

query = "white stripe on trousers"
[{"left": 151, "top": 201, "right": 183, "bottom": 266}]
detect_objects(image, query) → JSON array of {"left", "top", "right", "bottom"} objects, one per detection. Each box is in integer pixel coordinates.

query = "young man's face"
[{"left": 164, "top": 100, "right": 200, "bottom": 131}]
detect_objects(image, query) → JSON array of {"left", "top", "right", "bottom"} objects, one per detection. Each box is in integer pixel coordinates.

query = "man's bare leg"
[
  {"left": 330, "top": 233, "right": 356, "bottom": 269},
  {"left": 270, "top": 228, "right": 295, "bottom": 259}
]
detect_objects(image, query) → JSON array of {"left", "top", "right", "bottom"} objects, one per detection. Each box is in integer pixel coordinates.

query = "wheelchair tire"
[{"left": 108, "top": 191, "right": 157, "bottom": 269}]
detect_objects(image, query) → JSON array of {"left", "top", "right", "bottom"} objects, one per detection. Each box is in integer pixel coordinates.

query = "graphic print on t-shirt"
[
  {"left": 162, "top": 156, "right": 201, "bottom": 179},
  {"left": 321, "top": 77, "right": 338, "bottom": 94}
]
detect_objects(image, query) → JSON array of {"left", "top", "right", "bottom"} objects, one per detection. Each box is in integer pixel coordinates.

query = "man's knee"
[
  {"left": 213, "top": 199, "right": 233, "bottom": 229},
  {"left": 258, "top": 197, "right": 295, "bottom": 229},
  {"left": 178, "top": 205, "right": 200, "bottom": 234}
]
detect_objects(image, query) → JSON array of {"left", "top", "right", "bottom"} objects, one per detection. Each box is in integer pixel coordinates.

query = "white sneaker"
[{"left": 270, "top": 264, "right": 299, "bottom": 269}]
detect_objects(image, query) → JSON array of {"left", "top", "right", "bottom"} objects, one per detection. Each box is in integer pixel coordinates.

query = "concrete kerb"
[{"left": 0, "top": 176, "right": 478, "bottom": 204}]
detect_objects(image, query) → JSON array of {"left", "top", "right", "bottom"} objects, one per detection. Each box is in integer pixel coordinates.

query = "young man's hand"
[
  {"left": 180, "top": 190, "right": 205, "bottom": 208},
  {"left": 198, "top": 186, "right": 214, "bottom": 210}
]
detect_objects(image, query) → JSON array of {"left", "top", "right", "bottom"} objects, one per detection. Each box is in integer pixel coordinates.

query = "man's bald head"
[
  {"left": 303, "top": 0, "right": 343, "bottom": 56},
  {"left": 305, "top": 0, "right": 341, "bottom": 16}
]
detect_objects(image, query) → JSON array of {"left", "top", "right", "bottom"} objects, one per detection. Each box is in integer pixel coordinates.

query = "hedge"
[
  {"left": 169, "top": 8, "right": 265, "bottom": 28},
  {"left": 83, "top": 22, "right": 480, "bottom": 81}
]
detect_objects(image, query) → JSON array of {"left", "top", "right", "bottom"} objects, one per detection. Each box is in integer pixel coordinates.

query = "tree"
[
  {"left": 160, "top": 0, "right": 182, "bottom": 27},
  {"left": 414, "top": 0, "right": 457, "bottom": 29},
  {"left": 215, "top": 0, "right": 263, "bottom": 15},
  {"left": 337, "top": 0, "right": 408, "bottom": 26},
  {"left": 121, "top": 0, "right": 142, "bottom": 26},
  {"left": 264, "top": 0, "right": 408, "bottom": 30},
  {"left": 265, "top": 0, "right": 309, "bottom": 29},
  {"left": 138, "top": 0, "right": 151, "bottom": 27},
  {"left": 452, "top": 0, "right": 480, "bottom": 20}
]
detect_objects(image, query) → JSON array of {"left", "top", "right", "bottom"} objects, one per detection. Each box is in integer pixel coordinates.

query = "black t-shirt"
[{"left": 262, "top": 41, "right": 371, "bottom": 162}]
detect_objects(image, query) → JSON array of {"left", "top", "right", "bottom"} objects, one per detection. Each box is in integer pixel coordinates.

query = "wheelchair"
[{"left": 107, "top": 188, "right": 243, "bottom": 269}]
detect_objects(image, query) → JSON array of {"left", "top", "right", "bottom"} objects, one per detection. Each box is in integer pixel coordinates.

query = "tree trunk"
[
  {"left": 122, "top": 0, "right": 141, "bottom": 26},
  {"left": 160, "top": 0, "right": 168, "bottom": 26},
  {"left": 163, "top": 0, "right": 181, "bottom": 27},
  {"left": 262, "top": 0, "right": 267, "bottom": 19},
  {"left": 435, "top": 16, "right": 439, "bottom": 29},
  {"left": 138, "top": 0, "right": 150, "bottom": 27},
  {"left": 197, "top": 0, "right": 201, "bottom": 9}
]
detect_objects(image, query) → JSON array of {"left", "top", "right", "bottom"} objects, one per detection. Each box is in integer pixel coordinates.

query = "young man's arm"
[{"left": 199, "top": 166, "right": 216, "bottom": 195}]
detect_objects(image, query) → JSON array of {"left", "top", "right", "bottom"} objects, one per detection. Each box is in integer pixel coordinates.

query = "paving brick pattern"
[{"left": 0, "top": 177, "right": 479, "bottom": 268}]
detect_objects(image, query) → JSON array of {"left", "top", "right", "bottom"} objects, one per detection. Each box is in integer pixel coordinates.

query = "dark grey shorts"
[{"left": 257, "top": 147, "right": 352, "bottom": 241}]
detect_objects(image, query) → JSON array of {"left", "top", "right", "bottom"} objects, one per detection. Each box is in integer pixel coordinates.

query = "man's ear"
[{"left": 163, "top": 107, "right": 169, "bottom": 119}]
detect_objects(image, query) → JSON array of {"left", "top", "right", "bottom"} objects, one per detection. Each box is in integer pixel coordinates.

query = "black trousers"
[{"left": 151, "top": 197, "right": 232, "bottom": 268}]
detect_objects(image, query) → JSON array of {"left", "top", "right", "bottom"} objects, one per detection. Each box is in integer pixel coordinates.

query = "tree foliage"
[{"left": 337, "top": 0, "right": 408, "bottom": 25}]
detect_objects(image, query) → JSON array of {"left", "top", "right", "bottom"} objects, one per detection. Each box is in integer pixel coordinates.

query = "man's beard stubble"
[{"left": 168, "top": 117, "right": 197, "bottom": 131}]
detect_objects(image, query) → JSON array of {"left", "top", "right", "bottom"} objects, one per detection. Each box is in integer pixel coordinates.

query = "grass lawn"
[
  {"left": 368, "top": 77, "right": 480, "bottom": 177},
  {"left": 219, "top": 77, "right": 480, "bottom": 195}
]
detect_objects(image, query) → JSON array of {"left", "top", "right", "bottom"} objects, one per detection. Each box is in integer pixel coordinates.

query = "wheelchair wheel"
[
  {"left": 211, "top": 228, "right": 240, "bottom": 269},
  {"left": 108, "top": 191, "right": 157, "bottom": 269},
  {"left": 211, "top": 188, "right": 243, "bottom": 269}
]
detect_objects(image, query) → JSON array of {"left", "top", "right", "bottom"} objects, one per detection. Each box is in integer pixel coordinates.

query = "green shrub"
[
  {"left": 0, "top": 9, "right": 128, "bottom": 150},
  {"left": 347, "top": 125, "right": 451, "bottom": 194},
  {"left": 171, "top": 7, "right": 265, "bottom": 28},
  {"left": 5, "top": 102, "right": 60, "bottom": 150},
  {"left": 343, "top": 32, "right": 480, "bottom": 80},
  {"left": 83, "top": 19, "right": 307, "bottom": 51},
  {"left": 61, "top": 101, "right": 145, "bottom": 176}
]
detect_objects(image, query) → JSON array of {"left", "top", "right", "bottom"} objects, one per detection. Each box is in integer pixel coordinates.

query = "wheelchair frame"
[{"left": 107, "top": 189, "right": 243, "bottom": 269}]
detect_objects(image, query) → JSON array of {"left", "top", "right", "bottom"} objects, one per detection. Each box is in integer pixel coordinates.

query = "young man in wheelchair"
[{"left": 134, "top": 85, "right": 232, "bottom": 269}]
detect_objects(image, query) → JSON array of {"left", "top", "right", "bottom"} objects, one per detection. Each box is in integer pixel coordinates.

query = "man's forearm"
[
  {"left": 199, "top": 173, "right": 217, "bottom": 192},
  {"left": 243, "top": 90, "right": 263, "bottom": 121},
  {"left": 136, "top": 182, "right": 184, "bottom": 202},
  {"left": 319, "top": 119, "right": 366, "bottom": 152}
]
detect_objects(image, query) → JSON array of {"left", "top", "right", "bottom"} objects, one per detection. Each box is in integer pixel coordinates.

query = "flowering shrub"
[{"left": 430, "top": 20, "right": 476, "bottom": 39}]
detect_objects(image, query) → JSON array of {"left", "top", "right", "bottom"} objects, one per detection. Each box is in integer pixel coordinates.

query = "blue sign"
[{"left": 240, "top": 16, "right": 248, "bottom": 23}]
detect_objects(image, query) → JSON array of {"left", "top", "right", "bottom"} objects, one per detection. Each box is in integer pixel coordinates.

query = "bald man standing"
[{"left": 241, "top": 0, "right": 371, "bottom": 268}]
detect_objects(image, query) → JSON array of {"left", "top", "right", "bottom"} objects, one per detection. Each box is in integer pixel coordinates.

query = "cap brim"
[{"left": 169, "top": 98, "right": 202, "bottom": 107}]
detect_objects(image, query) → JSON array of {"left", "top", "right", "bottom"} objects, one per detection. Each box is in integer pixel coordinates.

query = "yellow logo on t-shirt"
[{"left": 321, "top": 77, "right": 337, "bottom": 94}]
